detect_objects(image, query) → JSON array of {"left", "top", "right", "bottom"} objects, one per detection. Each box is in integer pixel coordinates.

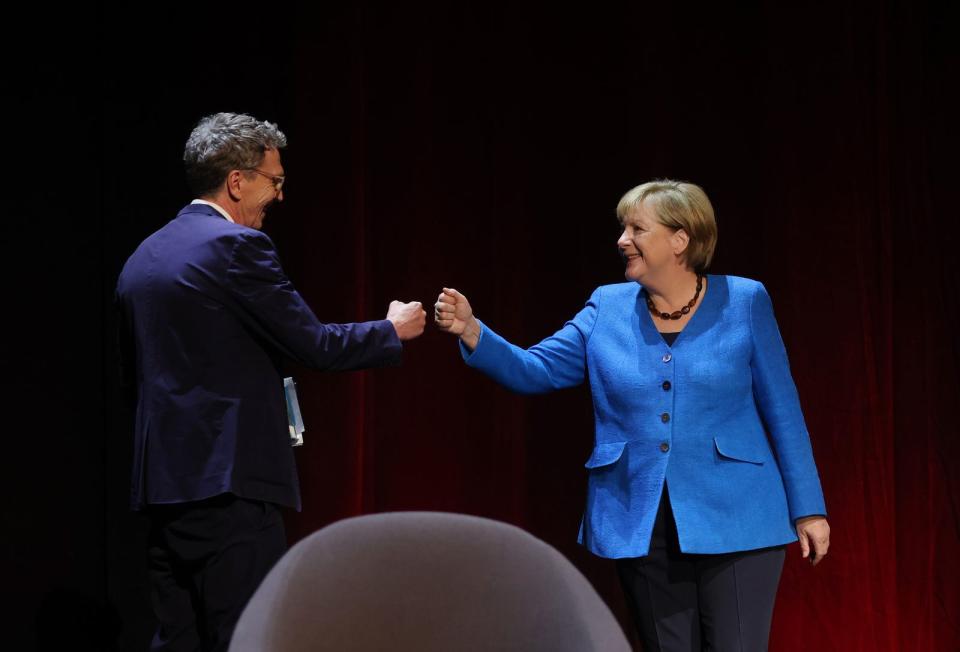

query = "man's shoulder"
[
  {"left": 119, "top": 206, "right": 261, "bottom": 287},
  {"left": 177, "top": 204, "right": 248, "bottom": 237},
  {"left": 181, "top": 205, "right": 279, "bottom": 250},
  {"left": 157, "top": 205, "right": 272, "bottom": 253}
]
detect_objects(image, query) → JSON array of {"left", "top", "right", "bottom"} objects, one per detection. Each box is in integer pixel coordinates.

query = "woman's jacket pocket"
[
  {"left": 713, "top": 436, "right": 766, "bottom": 465},
  {"left": 584, "top": 441, "right": 627, "bottom": 469}
]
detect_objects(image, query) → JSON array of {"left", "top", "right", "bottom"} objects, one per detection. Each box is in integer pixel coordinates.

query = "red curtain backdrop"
[
  {"left": 261, "top": 3, "right": 958, "bottom": 650},
  {"left": 4, "top": 0, "right": 941, "bottom": 649}
]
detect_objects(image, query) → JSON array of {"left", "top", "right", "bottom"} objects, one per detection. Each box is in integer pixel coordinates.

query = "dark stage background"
[{"left": 8, "top": 1, "right": 958, "bottom": 650}]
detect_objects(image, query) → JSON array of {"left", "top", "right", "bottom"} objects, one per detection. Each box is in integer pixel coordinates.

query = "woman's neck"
[{"left": 645, "top": 270, "right": 702, "bottom": 312}]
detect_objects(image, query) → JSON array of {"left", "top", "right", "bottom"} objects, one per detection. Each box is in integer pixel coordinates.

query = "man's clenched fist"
[{"left": 387, "top": 300, "right": 426, "bottom": 341}]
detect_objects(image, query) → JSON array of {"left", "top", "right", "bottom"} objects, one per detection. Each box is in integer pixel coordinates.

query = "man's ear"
[
  {"left": 225, "top": 170, "right": 244, "bottom": 201},
  {"left": 672, "top": 228, "right": 690, "bottom": 255}
]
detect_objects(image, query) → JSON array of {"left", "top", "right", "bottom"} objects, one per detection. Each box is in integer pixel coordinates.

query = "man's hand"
[
  {"left": 386, "top": 300, "right": 426, "bottom": 341},
  {"left": 434, "top": 288, "right": 481, "bottom": 350},
  {"left": 796, "top": 516, "right": 831, "bottom": 566}
]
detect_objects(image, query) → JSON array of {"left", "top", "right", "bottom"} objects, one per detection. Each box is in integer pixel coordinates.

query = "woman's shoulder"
[
  {"left": 710, "top": 274, "right": 765, "bottom": 297},
  {"left": 592, "top": 282, "right": 641, "bottom": 302}
]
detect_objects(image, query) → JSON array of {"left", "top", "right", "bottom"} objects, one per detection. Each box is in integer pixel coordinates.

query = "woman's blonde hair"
[{"left": 616, "top": 180, "right": 718, "bottom": 273}]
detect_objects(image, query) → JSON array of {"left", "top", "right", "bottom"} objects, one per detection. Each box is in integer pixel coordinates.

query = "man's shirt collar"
[{"left": 191, "top": 199, "right": 235, "bottom": 223}]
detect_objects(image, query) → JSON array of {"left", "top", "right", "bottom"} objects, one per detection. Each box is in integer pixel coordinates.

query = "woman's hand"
[
  {"left": 795, "top": 516, "right": 830, "bottom": 566},
  {"left": 435, "top": 288, "right": 481, "bottom": 350}
]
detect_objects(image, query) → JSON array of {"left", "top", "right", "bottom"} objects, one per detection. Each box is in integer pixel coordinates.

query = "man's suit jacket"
[
  {"left": 116, "top": 203, "right": 402, "bottom": 511},
  {"left": 460, "top": 275, "right": 826, "bottom": 557}
]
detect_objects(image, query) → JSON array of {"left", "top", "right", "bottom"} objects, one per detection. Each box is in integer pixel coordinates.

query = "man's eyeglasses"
[{"left": 245, "top": 168, "right": 285, "bottom": 192}]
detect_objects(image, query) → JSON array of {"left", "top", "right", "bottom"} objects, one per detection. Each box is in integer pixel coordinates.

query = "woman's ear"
[{"left": 672, "top": 228, "right": 690, "bottom": 255}]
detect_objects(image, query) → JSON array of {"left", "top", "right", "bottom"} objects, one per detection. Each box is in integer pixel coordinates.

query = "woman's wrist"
[{"left": 460, "top": 317, "right": 481, "bottom": 351}]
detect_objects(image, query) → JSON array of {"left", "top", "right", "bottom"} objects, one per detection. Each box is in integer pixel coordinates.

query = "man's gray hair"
[{"left": 184, "top": 112, "right": 288, "bottom": 197}]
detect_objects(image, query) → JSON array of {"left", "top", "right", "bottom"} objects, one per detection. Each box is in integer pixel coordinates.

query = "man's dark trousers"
[{"left": 146, "top": 494, "right": 286, "bottom": 652}]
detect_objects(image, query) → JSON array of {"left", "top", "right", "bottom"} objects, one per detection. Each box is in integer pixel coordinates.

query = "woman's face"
[{"left": 617, "top": 200, "right": 681, "bottom": 283}]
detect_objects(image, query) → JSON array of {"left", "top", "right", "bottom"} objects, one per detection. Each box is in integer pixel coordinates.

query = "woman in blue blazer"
[{"left": 435, "top": 180, "right": 830, "bottom": 651}]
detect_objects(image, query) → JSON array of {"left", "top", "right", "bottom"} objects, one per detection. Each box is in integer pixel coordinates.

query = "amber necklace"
[{"left": 644, "top": 274, "right": 704, "bottom": 320}]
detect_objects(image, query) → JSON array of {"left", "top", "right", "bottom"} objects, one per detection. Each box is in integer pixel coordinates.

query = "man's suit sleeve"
[{"left": 226, "top": 229, "right": 402, "bottom": 371}]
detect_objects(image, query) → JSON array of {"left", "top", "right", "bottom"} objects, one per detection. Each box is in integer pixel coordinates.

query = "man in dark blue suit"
[{"left": 116, "top": 112, "right": 426, "bottom": 652}]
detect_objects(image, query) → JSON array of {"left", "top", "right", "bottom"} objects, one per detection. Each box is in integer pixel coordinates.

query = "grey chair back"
[{"left": 229, "top": 511, "right": 631, "bottom": 651}]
